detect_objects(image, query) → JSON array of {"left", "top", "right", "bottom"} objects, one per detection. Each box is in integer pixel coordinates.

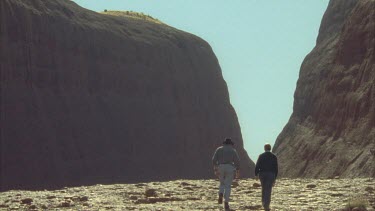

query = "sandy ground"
[{"left": 0, "top": 178, "right": 374, "bottom": 210}]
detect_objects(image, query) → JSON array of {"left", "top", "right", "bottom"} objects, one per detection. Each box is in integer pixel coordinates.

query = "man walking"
[
  {"left": 255, "top": 143, "right": 278, "bottom": 211},
  {"left": 212, "top": 138, "right": 240, "bottom": 210}
]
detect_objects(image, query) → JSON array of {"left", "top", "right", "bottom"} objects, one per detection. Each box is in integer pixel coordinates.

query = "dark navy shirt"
[{"left": 255, "top": 151, "right": 278, "bottom": 178}]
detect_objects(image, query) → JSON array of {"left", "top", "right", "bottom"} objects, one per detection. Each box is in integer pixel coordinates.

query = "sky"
[{"left": 73, "top": 0, "right": 329, "bottom": 161}]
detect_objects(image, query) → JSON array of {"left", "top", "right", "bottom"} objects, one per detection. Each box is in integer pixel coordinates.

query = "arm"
[
  {"left": 212, "top": 148, "right": 219, "bottom": 167},
  {"left": 233, "top": 149, "right": 241, "bottom": 179},
  {"left": 233, "top": 149, "right": 240, "bottom": 170},
  {"left": 274, "top": 156, "right": 278, "bottom": 179},
  {"left": 254, "top": 155, "right": 261, "bottom": 176}
]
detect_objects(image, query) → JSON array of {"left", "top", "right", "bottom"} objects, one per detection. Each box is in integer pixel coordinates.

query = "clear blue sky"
[{"left": 73, "top": 0, "right": 329, "bottom": 161}]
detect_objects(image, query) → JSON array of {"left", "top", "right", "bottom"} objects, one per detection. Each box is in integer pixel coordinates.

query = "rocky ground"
[{"left": 0, "top": 178, "right": 374, "bottom": 210}]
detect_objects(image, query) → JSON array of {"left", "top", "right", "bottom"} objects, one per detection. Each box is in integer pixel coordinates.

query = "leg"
[
  {"left": 223, "top": 165, "right": 234, "bottom": 202},
  {"left": 218, "top": 165, "right": 226, "bottom": 195},
  {"left": 259, "top": 173, "right": 266, "bottom": 207},
  {"left": 262, "top": 173, "right": 275, "bottom": 210}
]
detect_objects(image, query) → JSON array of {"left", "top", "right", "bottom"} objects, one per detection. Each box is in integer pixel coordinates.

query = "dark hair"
[
  {"left": 223, "top": 138, "right": 234, "bottom": 145},
  {"left": 264, "top": 144, "right": 271, "bottom": 151}
]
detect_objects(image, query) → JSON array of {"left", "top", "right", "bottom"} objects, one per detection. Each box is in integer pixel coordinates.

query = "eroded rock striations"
[
  {"left": 274, "top": 0, "right": 375, "bottom": 178},
  {"left": 0, "top": 0, "right": 254, "bottom": 190}
]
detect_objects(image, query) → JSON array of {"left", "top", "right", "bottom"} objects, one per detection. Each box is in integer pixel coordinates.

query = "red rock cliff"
[
  {"left": 0, "top": 0, "right": 254, "bottom": 190},
  {"left": 274, "top": 0, "right": 375, "bottom": 178}
]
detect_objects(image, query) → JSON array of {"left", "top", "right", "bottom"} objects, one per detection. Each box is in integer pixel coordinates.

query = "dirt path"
[{"left": 0, "top": 178, "right": 374, "bottom": 210}]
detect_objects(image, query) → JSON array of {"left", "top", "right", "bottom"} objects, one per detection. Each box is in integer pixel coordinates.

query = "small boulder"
[
  {"left": 351, "top": 207, "right": 366, "bottom": 211},
  {"left": 59, "top": 201, "right": 72, "bottom": 207},
  {"left": 306, "top": 184, "right": 317, "bottom": 189},
  {"left": 79, "top": 196, "right": 89, "bottom": 202},
  {"left": 145, "top": 189, "right": 157, "bottom": 197},
  {"left": 20, "top": 198, "right": 33, "bottom": 204},
  {"left": 28, "top": 205, "right": 37, "bottom": 210},
  {"left": 129, "top": 195, "right": 138, "bottom": 200},
  {"left": 183, "top": 186, "right": 194, "bottom": 191},
  {"left": 252, "top": 183, "right": 261, "bottom": 188},
  {"left": 180, "top": 182, "right": 190, "bottom": 186},
  {"left": 365, "top": 186, "right": 374, "bottom": 192}
]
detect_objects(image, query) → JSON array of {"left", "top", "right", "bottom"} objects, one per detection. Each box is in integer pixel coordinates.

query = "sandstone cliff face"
[
  {"left": 0, "top": 0, "right": 254, "bottom": 190},
  {"left": 274, "top": 0, "right": 375, "bottom": 178}
]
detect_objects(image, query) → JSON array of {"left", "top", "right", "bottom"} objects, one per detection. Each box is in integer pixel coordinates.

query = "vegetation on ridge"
[{"left": 101, "top": 10, "right": 163, "bottom": 24}]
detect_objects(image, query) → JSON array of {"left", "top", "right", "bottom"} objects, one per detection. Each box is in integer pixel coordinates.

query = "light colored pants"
[{"left": 218, "top": 164, "right": 235, "bottom": 202}]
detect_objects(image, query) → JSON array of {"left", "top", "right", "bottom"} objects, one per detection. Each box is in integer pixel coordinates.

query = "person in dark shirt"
[{"left": 255, "top": 143, "right": 278, "bottom": 211}]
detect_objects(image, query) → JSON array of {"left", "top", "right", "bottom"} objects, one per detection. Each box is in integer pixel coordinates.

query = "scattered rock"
[
  {"left": 351, "top": 207, "right": 366, "bottom": 211},
  {"left": 183, "top": 186, "right": 194, "bottom": 191},
  {"left": 137, "top": 197, "right": 184, "bottom": 204},
  {"left": 306, "top": 184, "right": 317, "bottom": 189},
  {"left": 365, "top": 186, "right": 374, "bottom": 192},
  {"left": 0, "top": 178, "right": 374, "bottom": 210},
  {"left": 330, "top": 193, "right": 344, "bottom": 197},
  {"left": 59, "top": 201, "right": 72, "bottom": 207},
  {"left": 252, "top": 183, "right": 261, "bottom": 188},
  {"left": 145, "top": 189, "right": 157, "bottom": 197},
  {"left": 186, "top": 197, "right": 200, "bottom": 201},
  {"left": 79, "top": 196, "right": 89, "bottom": 201},
  {"left": 20, "top": 198, "right": 33, "bottom": 204},
  {"left": 130, "top": 195, "right": 138, "bottom": 200},
  {"left": 134, "top": 198, "right": 149, "bottom": 204},
  {"left": 242, "top": 205, "right": 263, "bottom": 210},
  {"left": 28, "top": 204, "right": 37, "bottom": 209},
  {"left": 180, "top": 182, "right": 190, "bottom": 186},
  {"left": 232, "top": 181, "right": 239, "bottom": 188}
]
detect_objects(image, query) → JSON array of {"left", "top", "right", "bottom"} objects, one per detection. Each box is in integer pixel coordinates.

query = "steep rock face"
[
  {"left": 274, "top": 0, "right": 375, "bottom": 178},
  {"left": 0, "top": 0, "right": 254, "bottom": 190}
]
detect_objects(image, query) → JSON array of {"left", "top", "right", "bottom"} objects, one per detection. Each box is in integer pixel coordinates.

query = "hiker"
[
  {"left": 255, "top": 143, "right": 278, "bottom": 211},
  {"left": 212, "top": 138, "right": 240, "bottom": 210}
]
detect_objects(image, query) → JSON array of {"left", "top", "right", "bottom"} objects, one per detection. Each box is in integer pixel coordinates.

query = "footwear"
[
  {"left": 224, "top": 202, "right": 229, "bottom": 209},
  {"left": 218, "top": 193, "right": 223, "bottom": 204}
]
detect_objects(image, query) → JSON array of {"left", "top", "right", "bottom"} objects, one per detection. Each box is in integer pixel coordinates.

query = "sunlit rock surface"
[
  {"left": 273, "top": 0, "right": 375, "bottom": 178},
  {"left": 0, "top": 178, "right": 374, "bottom": 210},
  {"left": 0, "top": 0, "right": 254, "bottom": 191}
]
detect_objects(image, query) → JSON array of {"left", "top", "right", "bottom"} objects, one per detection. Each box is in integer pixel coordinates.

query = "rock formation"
[
  {"left": 0, "top": 0, "right": 254, "bottom": 191},
  {"left": 274, "top": 0, "right": 375, "bottom": 178}
]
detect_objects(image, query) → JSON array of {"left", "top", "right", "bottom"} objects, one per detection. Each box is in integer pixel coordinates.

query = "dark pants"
[{"left": 259, "top": 172, "right": 275, "bottom": 209}]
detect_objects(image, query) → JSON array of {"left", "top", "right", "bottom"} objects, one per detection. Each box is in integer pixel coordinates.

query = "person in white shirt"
[{"left": 212, "top": 138, "right": 240, "bottom": 210}]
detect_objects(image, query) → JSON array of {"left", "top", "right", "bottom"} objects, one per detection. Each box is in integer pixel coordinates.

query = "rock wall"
[
  {"left": 0, "top": 0, "right": 254, "bottom": 190},
  {"left": 273, "top": 0, "right": 375, "bottom": 178}
]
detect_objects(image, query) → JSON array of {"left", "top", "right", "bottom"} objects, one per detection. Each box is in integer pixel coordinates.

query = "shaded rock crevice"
[{"left": 274, "top": 0, "right": 375, "bottom": 178}]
